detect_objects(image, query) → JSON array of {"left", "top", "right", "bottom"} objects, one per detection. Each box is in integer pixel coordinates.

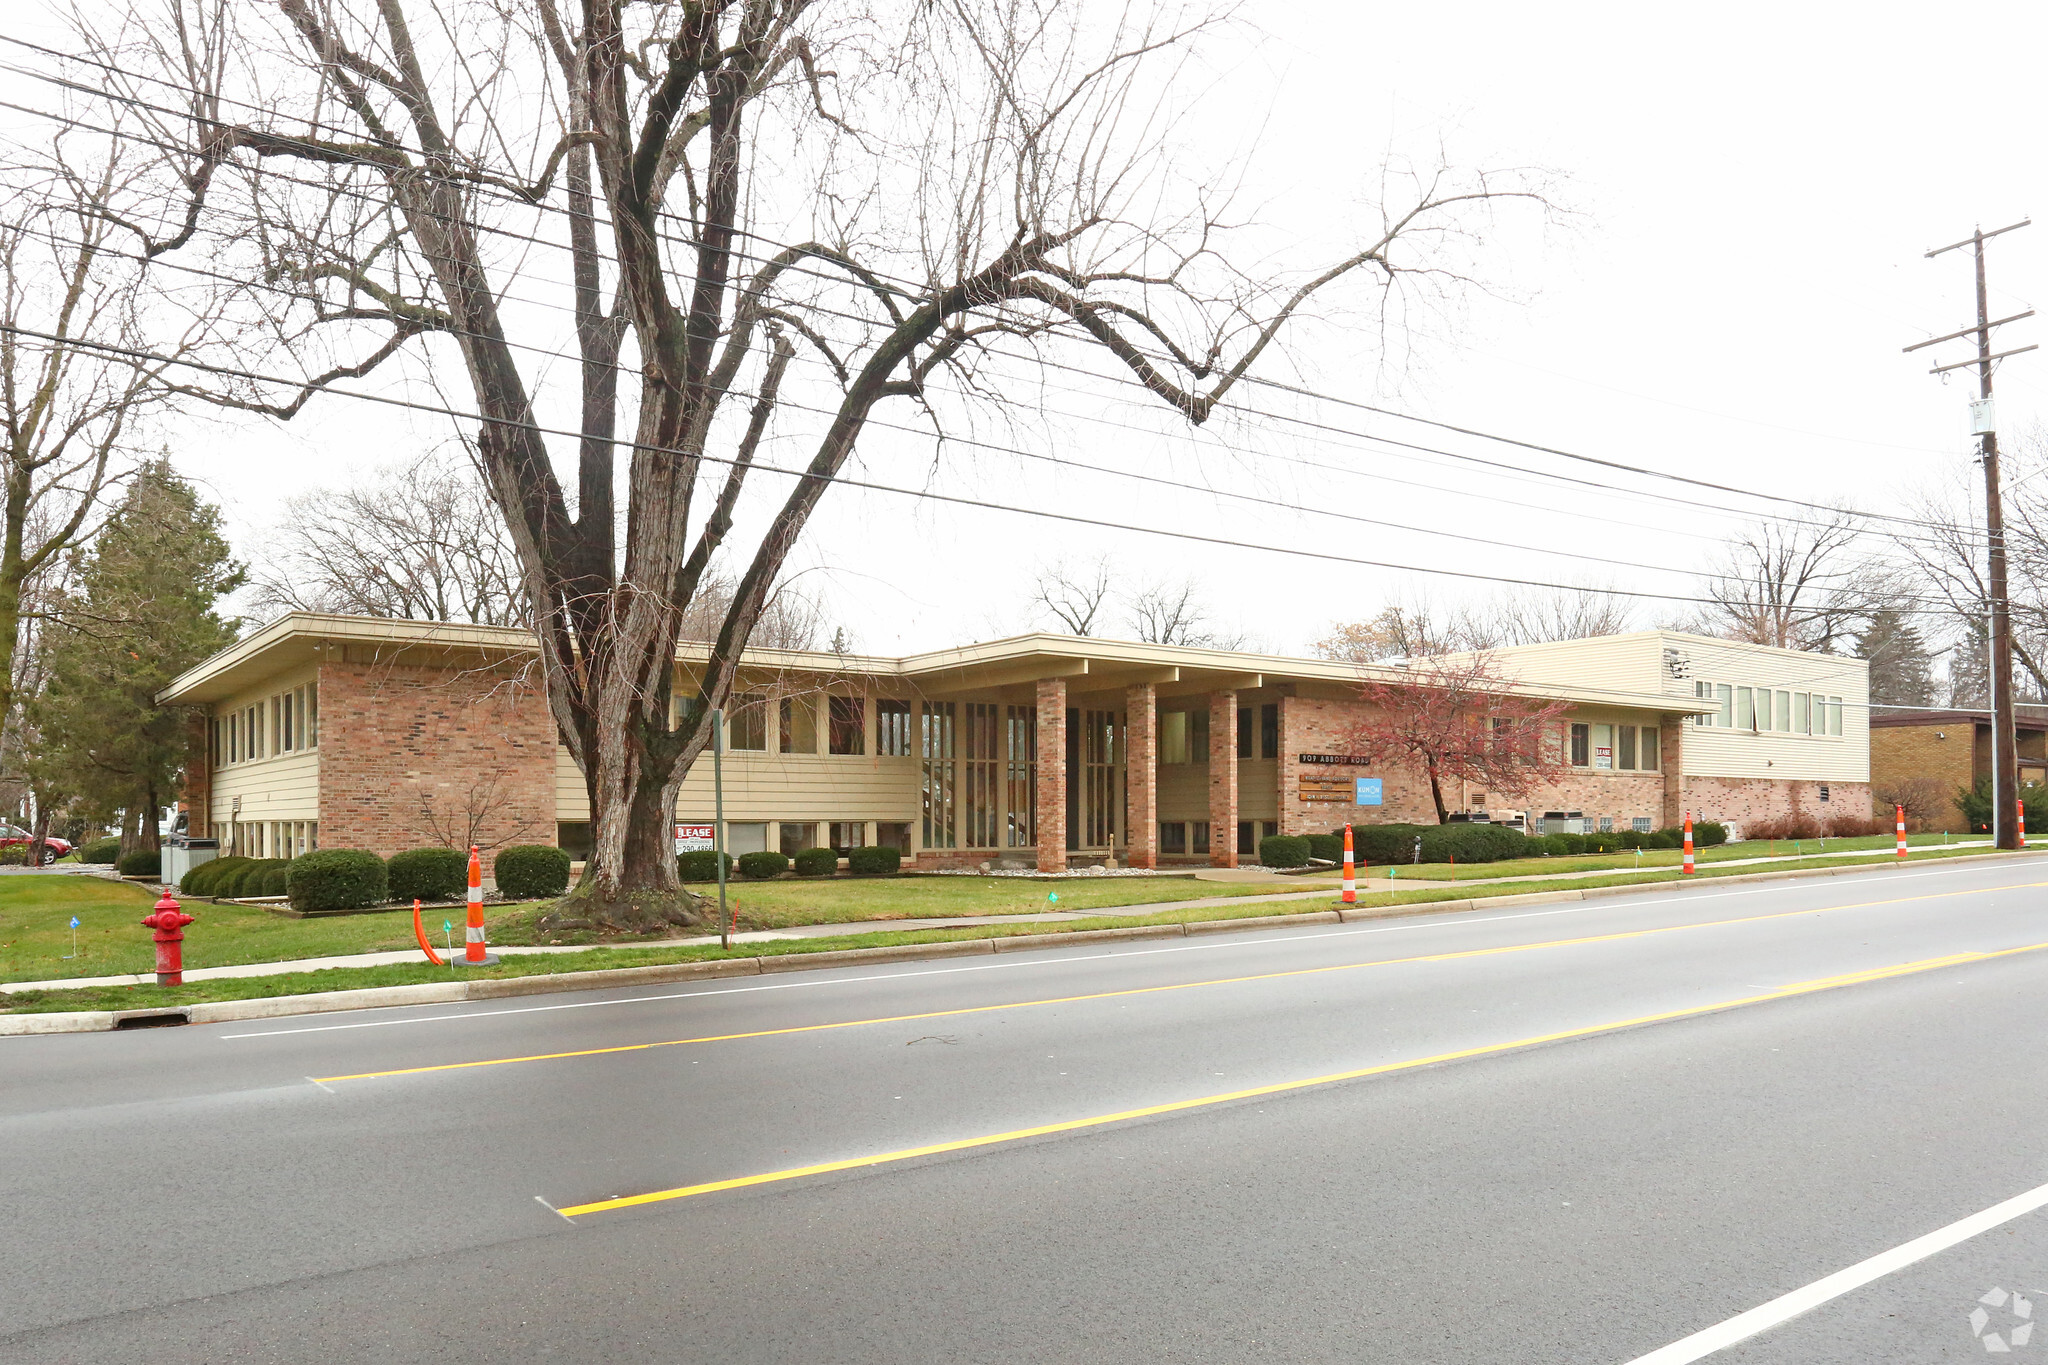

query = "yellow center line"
[
  {"left": 315, "top": 879, "right": 2047, "bottom": 1085},
  {"left": 554, "top": 937, "right": 2048, "bottom": 1218}
]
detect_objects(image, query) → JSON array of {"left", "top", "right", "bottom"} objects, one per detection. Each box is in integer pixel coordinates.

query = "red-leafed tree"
[{"left": 1343, "top": 652, "right": 1571, "bottom": 824}]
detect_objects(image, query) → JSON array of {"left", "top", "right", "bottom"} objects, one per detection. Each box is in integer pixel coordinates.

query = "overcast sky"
[{"left": 8, "top": 1, "right": 2045, "bottom": 660}]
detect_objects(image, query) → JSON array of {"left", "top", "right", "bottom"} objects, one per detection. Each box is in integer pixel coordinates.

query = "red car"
[{"left": 0, "top": 826, "right": 73, "bottom": 865}]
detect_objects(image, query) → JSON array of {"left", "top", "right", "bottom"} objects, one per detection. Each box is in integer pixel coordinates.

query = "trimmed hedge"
[
  {"left": 1304, "top": 833, "right": 1343, "bottom": 863},
  {"left": 182, "top": 855, "right": 250, "bottom": 896},
  {"left": 77, "top": 836, "right": 121, "bottom": 865},
  {"left": 495, "top": 845, "right": 571, "bottom": 899},
  {"left": 847, "top": 845, "right": 902, "bottom": 875},
  {"left": 737, "top": 850, "right": 789, "bottom": 879},
  {"left": 0, "top": 845, "right": 27, "bottom": 866},
  {"left": 678, "top": 849, "right": 735, "bottom": 882},
  {"left": 1344, "top": 823, "right": 1530, "bottom": 866},
  {"left": 792, "top": 847, "right": 839, "bottom": 877},
  {"left": 1695, "top": 820, "right": 1729, "bottom": 847},
  {"left": 287, "top": 849, "right": 388, "bottom": 912},
  {"left": 1259, "top": 834, "right": 1311, "bottom": 868},
  {"left": 117, "top": 849, "right": 161, "bottom": 878},
  {"left": 255, "top": 862, "right": 293, "bottom": 896},
  {"left": 388, "top": 847, "right": 468, "bottom": 903}
]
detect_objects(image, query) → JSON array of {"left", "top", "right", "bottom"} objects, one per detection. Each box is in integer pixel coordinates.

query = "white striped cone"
[
  {"left": 458, "top": 844, "right": 498, "bottom": 966},
  {"left": 1896, "top": 805, "right": 1908, "bottom": 860},
  {"left": 1682, "top": 814, "right": 1695, "bottom": 875},
  {"left": 2021, "top": 798, "right": 2028, "bottom": 847},
  {"left": 1341, "top": 823, "right": 1356, "bottom": 905}
]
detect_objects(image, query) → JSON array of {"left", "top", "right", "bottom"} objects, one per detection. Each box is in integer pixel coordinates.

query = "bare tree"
[
  {"left": 416, "top": 773, "right": 546, "bottom": 853},
  {"left": 1125, "top": 576, "right": 1244, "bottom": 649},
  {"left": 678, "top": 571, "right": 829, "bottom": 651},
  {"left": 252, "top": 453, "right": 528, "bottom": 626},
  {"left": 1467, "top": 583, "right": 1638, "bottom": 646},
  {"left": 1030, "top": 558, "right": 1114, "bottom": 637},
  {"left": 1314, "top": 599, "right": 1463, "bottom": 662},
  {"left": 97, "top": 0, "right": 1551, "bottom": 930},
  {"left": 1693, "top": 513, "right": 1875, "bottom": 651}
]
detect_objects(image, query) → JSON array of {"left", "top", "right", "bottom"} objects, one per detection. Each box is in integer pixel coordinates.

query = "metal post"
[{"left": 713, "top": 706, "right": 730, "bottom": 951}]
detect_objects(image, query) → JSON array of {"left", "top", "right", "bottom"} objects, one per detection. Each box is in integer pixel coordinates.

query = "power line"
[{"left": 0, "top": 48, "right": 1988, "bottom": 545}]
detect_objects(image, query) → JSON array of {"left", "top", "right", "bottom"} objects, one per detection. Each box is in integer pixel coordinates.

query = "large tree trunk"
[{"left": 1426, "top": 761, "right": 1451, "bottom": 825}]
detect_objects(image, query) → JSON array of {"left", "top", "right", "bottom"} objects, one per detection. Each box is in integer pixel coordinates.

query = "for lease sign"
[{"left": 673, "top": 824, "right": 715, "bottom": 853}]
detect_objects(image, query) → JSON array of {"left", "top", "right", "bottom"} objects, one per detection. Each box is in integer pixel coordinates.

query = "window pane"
[
  {"left": 1260, "top": 704, "right": 1279, "bottom": 759},
  {"left": 1774, "top": 691, "right": 1791, "bottom": 731},
  {"left": 875, "top": 821, "right": 911, "bottom": 852},
  {"left": 1593, "top": 724, "right": 1614, "bottom": 769},
  {"left": 828, "top": 696, "right": 865, "bottom": 755},
  {"left": 726, "top": 822, "right": 768, "bottom": 854},
  {"left": 307, "top": 683, "right": 318, "bottom": 747},
  {"left": 729, "top": 694, "right": 768, "bottom": 751},
  {"left": 1160, "top": 712, "right": 1189, "bottom": 765},
  {"left": 779, "top": 822, "right": 815, "bottom": 856},
  {"left": 1618, "top": 725, "right": 1637, "bottom": 770},
  {"left": 828, "top": 822, "right": 862, "bottom": 856},
  {"left": 1694, "top": 680, "right": 1711, "bottom": 725},
  {"left": 1237, "top": 707, "right": 1251, "bottom": 756},
  {"left": 1570, "top": 723, "right": 1590, "bottom": 767},
  {"left": 779, "top": 697, "right": 817, "bottom": 754},
  {"left": 1793, "top": 693, "right": 1810, "bottom": 733},
  {"left": 876, "top": 700, "right": 912, "bottom": 757},
  {"left": 1735, "top": 688, "right": 1753, "bottom": 730},
  {"left": 1159, "top": 822, "right": 1187, "bottom": 854},
  {"left": 1829, "top": 697, "right": 1844, "bottom": 736},
  {"left": 1641, "top": 727, "right": 1659, "bottom": 770},
  {"left": 1189, "top": 708, "right": 1208, "bottom": 761},
  {"left": 1715, "top": 685, "right": 1732, "bottom": 728},
  {"left": 1191, "top": 821, "right": 1210, "bottom": 854},
  {"left": 1005, "top": 705, "right": 1036, "bottom": 848}
]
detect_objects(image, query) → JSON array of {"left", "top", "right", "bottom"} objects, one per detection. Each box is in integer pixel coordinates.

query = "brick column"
[
  {"left": 1661, "top": 718, "right": 1686, "bottom": 827},
  {"left": 1277, "top": 695, "right": 1302, "bottom": 835},
  {"left": 1208, "top": 690, "right": 1238, "bottom": 867},
  {"left": 1125, "top": 683, "right": 1158, "bottom": 869},
  {"left": 1035, "top": 678, "right": 1067, "bottom": 873}
]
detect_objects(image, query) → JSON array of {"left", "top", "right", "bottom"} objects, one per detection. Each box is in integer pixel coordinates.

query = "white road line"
[
  {"left": 1621, "top": 1178, "right": 2048, "bottom": 1363},
  {"left": 215, "top": 862, "right": 2009, "bottom": 1040}
]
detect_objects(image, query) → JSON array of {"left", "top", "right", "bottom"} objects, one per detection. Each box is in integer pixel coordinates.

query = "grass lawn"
[
  {"left": 0, "top": 872, "right": 1325, "bottom": 984},
  {"left": 6, "top": 845, "right": 2014, "bottom": 1015},
  {"left": 1366, "top": 832, "right": 1989, "bottom": 882}
]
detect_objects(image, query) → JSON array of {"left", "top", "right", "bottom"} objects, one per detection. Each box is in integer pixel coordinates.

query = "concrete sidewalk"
[{"left": 0, "top": 840, "right": 1998, "bottom": 994}]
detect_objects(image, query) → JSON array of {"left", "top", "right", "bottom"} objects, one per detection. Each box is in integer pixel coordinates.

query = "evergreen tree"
[
  {"left": 30, "top": 460, "right": 241, "bottom": 852},
  {"left": 1948, "top": 619, "right": 1991, "bottom": 709},
  {"left": 1854, "top": 608, "right": 1937, "bottom": 709}
]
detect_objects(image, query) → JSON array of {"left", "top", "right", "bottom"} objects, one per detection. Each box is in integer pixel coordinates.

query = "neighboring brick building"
[
  {"left": 158, "top": 616, "right": 1869, "bottom": 870},
  {"left": 1868, "top": 707, "right": 2048, "bottom": 831}
]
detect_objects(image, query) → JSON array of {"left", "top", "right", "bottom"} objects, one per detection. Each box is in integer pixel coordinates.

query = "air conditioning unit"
[{"left": 1540, "top": 810, "right": 1588, "bottom": 835}]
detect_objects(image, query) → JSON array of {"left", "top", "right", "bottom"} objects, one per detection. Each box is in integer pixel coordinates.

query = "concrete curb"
[{"left": 8, "top": 847, "right": 2045, "bottom": 1037}]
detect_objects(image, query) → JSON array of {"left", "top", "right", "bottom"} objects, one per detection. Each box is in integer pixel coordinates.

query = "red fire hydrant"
[{"left": 141, "top": 893, "right": 195, "bottom": 986}]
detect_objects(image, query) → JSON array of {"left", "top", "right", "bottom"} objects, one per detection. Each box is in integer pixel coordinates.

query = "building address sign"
[{"left": 1299, "top": 753, "right": 1374, "bottom": 766}]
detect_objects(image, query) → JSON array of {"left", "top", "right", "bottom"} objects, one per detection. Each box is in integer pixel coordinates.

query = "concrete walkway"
[{"left": 1, "top": 840, "right": 1998, "bottom": 994}]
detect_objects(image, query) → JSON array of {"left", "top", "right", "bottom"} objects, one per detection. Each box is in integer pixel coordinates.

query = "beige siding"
[
  {"left": 1660, "top": 635, "right": 1870, "bottom": 783},
  {"left": 207, "top": 665, "right": 322, "bottom": 828},
  {"left": 1487, "top": 632, "right": 1664, "bottom": 699}
]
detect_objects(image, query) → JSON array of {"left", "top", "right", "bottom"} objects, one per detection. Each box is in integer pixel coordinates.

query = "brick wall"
[
  {"left": 1207, "top": 689, "right": 1237, "bottom": 867},
  {"left": 1869, "top": 724, "right": 1974, "bottom": 830},
  {"left": 1126, "top": 683, "right": 1157, "bottom": 869},
  {"left": 316, "top": 657, "right": 557, "bottom": 869},
  {"left": 1684, "top": 776, "right": 1874, "bottom": 833}
]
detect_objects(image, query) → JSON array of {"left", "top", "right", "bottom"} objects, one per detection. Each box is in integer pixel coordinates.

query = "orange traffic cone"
[{"left": 453, "top": 845, "right": 498, "bottom": 967}]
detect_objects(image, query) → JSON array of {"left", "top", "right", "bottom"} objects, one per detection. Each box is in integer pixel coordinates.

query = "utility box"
[
  {"left": 1540, "top": 811, "right": 1588, "bottom": 835},
  {"left": 163, "top": 837, "right": 219, "bottom": 890}
]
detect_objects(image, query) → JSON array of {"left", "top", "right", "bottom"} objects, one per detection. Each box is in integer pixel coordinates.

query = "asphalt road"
[{"left": 8, "top": 857, "right": 2048, "bottom": 1362}]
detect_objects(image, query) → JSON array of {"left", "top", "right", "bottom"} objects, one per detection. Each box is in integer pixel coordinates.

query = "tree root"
[{"left": 534, "top": 883, "right": 710, "bottom": 938}]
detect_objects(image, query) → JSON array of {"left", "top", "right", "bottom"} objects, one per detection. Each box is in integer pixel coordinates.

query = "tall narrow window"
[
  {"left": 1593, "top": 723, "right": 1615, "bottom": 770},
  {"left": 1237, "top": 707, "right": 1252, "bottom": 757},
  {"left": 1159, "top": 711, "right": 1189, "bottom": 765},
  {"left": 1570, "top": 723, "right": 1590, "bottom": 767},
  {"left": 1619, "top": 725, "right": 1637, "bottom": 770},
  {"left": 1694, "top": 681, "right": 1713, "bottom": 726},
  {"left": 728, "top": 693, "right": 768, "bottom": 751},
  {"left": 963, "top": 702, "right": 1000, "bottom": 848},
  {"left": 1005, "top": 705, "right": 1036, "bottom": 847},
  {"left": 1752, "top": 687, "right": 1771, "bottom": 731},
  {"left": 306, "top": 682, "right": 318, "bottom": 748},
  {"left": 876, "top": 700, "right": 912, "bottom": 757},
  {"left": 921, "top": 702, "right": 957, "bottom": 849},
  {"left": 1716, "top": 685, "right": 1733, "bottom": 728},
  {"left": 1828, "top": 696, "right": 1844, "bottom": 736},
  {"left": 280, "top": 694, "right": 293, "bottom": 752},
  {"left": 1260, "top": 703, "right": 1279, "bottom": 759},
  {"left": 1735, "top": 688, "right": 1753, "bottom": 730},
  {"left": 1189, "top": 707, "right": 1209, "bottom": 761},
  {"left": 828, "top": 696, "right": 865, "bottom": 755},
  {"left": 1774, "top": 690, "right": 1791, "bottom": 732},
  {"left": 1793, "top": 693, "right": 1810, "bottom": 734},
  {"left": 1641, "top": 727, "right": 1660, "bottom": 771},
  {"left": 779, "top": 696, "right": 817, "bottom": 754},
  {"left": 1083, "top": 709, "right": 1119, "bottom": 848}
]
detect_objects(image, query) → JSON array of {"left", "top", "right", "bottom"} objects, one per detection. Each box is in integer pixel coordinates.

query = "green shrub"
[
  {"left": 495, "top": 844, "right": 571, "bottom": 899},
  {"left": 1694, "top": 820, "right": 1729, "bottom": 848},
  {"left": 1551, "top": 832, "right": 1587, "bottom": 855},
  {"left": 1526, "top": 833, "right": 1568, "bottom": 856},
  {"left": 1350, "top": 825, "right": 1425, "bottom": 864},
  {"left": 77, "top": 836, "right": 121, "bottom": 865},
  {"left": 1614, "top": 830, "right": 1646, "bottom": 850},
  {"left": 117, "top": 849, "right": 161, "bottom": 878},
  {"left": 737, "top": 850, "right": 789, "bottom": 879},
  {"left": 1259, "top": 834, "right": 1311, "bottom": 868},
  {"left": 287, "top": 849, "right": 388, "bottom": 912},
  {"left": 678, "top": 849, "right": 735, "bottom": 882},
  {"left": 214, "top": 865, "right": 254, "bottom": 897},
  {"left": 256, "top": 862, "right": 293, "bottom": 896},
  {"left": 387, "top": 847, "right": 468, "bottom": 902},
  {"left": 792, "top": 847, "right": 839, "bottom": 877},
  {"left": 847, "top": 845, "right": 901, "bottom": 875},
  {"left": 182, "top": 855, "right": 250, "bottom": 895},
  {"left": 1303, "top": 833, "right": 1343, "bottom": 863},
  {"left": 0, "top": 844, "right": 26, "bottom": 866}
]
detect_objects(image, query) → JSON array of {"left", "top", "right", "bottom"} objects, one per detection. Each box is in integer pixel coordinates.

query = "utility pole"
[{"left": 1907, "top": 219, "right": 2036, "bottom": 850}]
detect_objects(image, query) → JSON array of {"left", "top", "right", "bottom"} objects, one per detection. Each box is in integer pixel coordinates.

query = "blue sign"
[
  {"left": 1356, "top": 778, "right": 1384, "bottom": 806},
  {"left": 68, "top": 916, "right": 80, "bottom": 929}
]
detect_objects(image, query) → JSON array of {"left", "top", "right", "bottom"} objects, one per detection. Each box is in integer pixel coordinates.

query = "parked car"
[{"left": 0, "top": 826, "right": 71, "bottom": 865}]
